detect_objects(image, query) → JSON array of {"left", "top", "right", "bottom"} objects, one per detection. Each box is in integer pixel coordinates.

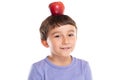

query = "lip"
[{"left": 60, "top": 47, "right": 71, "bottom": 50}]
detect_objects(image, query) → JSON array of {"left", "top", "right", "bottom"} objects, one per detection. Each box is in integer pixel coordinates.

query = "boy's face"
[{"left": 42, "top": 24, "right": 77, "bottom": 57}]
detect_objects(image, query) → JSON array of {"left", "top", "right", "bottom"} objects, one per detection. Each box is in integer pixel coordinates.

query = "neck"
[{"left": 48, "top": 55, "right": 72, "bottom": 66}]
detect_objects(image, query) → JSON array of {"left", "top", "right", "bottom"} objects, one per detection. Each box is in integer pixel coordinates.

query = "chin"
[{"left": 60, "top": 53, "right": 71, "bottom": 57}]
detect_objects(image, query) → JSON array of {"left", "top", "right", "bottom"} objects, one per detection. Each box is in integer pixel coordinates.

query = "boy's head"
[{"left": 39, "top": 15, "right": 77, "bottom": 40}]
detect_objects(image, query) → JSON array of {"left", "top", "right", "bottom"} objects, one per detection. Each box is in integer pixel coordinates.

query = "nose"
[{"left": 62, "top": 36, "right": 69, "bottom": 44}]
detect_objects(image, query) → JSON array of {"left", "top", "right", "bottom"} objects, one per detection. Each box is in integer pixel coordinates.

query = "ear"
[{"left": 41, "top": 40, "right": 49, "bottom": 48}]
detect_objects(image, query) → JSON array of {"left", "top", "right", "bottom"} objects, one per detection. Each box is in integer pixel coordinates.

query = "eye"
[
  {"left": 68, "top": 33, "right": 74, "bottom": 37},
  {"left": 54, "top": 35, "right": 60, "bottom": 38}
]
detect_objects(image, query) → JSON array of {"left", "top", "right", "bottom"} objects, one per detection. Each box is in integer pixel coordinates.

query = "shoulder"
[
  {"left": 73, "top": 57, "right": 90, "bottom": 68},
  {"left": 73, "top": 57, "right": 91, "bottom": 73},
  {"left": 74, "top": 57, "right": 89, "bottom": 64},
  {"left": 28, "top": 58, "right": 47, "bottom": 80},
  {"left": 33, "top": 58, "right": 47, "bottom": 67},
  {"left": 31, "top": 58, "right": 47, "bottom": 72}
]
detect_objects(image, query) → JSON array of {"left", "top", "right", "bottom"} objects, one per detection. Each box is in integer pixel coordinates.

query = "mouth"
[{"left": 60, "top": 47, "right": 71, "bottom": 50}]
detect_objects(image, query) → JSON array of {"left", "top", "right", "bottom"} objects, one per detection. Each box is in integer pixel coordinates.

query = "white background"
[{"left": 0, "top": 0, "right": 120, "bottom": 80}]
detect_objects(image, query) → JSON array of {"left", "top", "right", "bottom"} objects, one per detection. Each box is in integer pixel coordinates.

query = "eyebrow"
[
  {"left": 51, "top": 30, "right": 76, "bottom": 35},
  {"left": 68, "top": 30, "right": 75, "bottom": 33},
  {"left": 51, "top": 31, "right": 60, "bottom": 35}
]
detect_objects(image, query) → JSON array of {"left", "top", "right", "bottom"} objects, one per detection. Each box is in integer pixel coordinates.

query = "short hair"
[{"left": 39, "top": 15, "right": 77, "bottom": 40}]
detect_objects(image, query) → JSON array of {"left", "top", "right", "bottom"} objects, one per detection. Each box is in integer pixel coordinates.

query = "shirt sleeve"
[
  {"left": 84, "top": 62, "right": 92, "bottom": 80},
  {"left": 28, "top": 64, "right": 42, "bottom": 80}
]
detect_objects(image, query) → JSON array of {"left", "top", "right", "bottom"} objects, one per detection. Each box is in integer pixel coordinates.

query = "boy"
[{"left": 28, "top": 15, "right": 92, "bottom": 80}]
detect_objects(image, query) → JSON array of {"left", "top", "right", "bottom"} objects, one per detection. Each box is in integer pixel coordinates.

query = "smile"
[{"left": 60, "top": 47, "right": 71, "bottom": 50}]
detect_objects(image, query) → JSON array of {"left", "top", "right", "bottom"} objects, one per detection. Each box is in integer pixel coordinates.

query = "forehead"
[{"left": 49, "top": 25, "right": 76, "bottom": 34}]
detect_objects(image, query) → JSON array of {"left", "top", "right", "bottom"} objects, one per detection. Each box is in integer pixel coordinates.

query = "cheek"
[
  {"left": 52, "top": 40, "right": 60, "bottom": 47},
  {"left": 70, "top": 37, "right": 77, "bottom": 42},
  {"left": 71, "top": 39, "right": 77, "bottom": 46},
  {"left": 47, "top": 39, "right": 60, "bottom": 48}
]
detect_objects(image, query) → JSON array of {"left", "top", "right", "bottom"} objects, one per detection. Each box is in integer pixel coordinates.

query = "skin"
[{"left": 41, "top": 24, "right": 77, "bottom": 66}]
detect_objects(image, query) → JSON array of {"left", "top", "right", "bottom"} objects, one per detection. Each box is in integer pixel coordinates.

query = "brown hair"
[{"left": 39, "top": 15, "right": 77, "bottom": 40}]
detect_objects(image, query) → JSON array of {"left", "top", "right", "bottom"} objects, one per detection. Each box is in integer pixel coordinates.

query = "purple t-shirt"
[{"left": 28, "top": 57, "right": 92, "bottom": 80}]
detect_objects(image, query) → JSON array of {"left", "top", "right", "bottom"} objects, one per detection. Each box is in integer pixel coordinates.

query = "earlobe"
[{"left": 41, "top": 40, "right": 49, "bottom": 48}]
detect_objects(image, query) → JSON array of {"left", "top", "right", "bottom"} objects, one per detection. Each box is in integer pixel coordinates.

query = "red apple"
[{"left": 49, "top": 1, "right": 65, "bottom": 15}]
